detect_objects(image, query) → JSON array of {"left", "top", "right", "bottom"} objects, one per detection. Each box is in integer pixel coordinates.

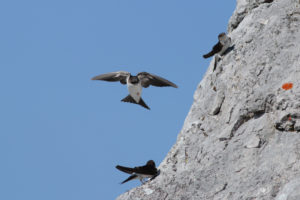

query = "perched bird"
[
  {"left": 116, "top": 160, "right": 158, "bottom": 184},
  {"left": 203, "top": 32, "right": 231, "bottom": 59},
  {"left": 91, "top": 71, "right": 178, "bottom": 110}
]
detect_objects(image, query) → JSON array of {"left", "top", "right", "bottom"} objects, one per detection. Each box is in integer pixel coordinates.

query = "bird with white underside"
[{"left": 91, "top": 71, "right": 178, "bottom": 110}]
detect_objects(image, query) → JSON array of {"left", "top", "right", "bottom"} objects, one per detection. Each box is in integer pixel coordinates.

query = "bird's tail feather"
[
  {"left": 121, "top": 174, "right": 138, "bottom": 184},
  {"left": 121, "top": 95, "right": 150, "bottom": 110},
  {"left": 203, "top": 51, "right": 215, "bottom": 58}
]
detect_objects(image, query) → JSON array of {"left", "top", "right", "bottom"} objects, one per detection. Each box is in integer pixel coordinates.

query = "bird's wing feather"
[
  {"left": 91, "top": 71, "right": 129, "bottom": 84},
  {"left": 116, "top": 165, "right": 135, "bottom": 174},
  {"left": 116, "top": 164, "right": 157, "bottom": 176},
  {"left": 137, "top": 72, "right": 178, "bottom": 88},
  {"left": 132, "top": 165, "right": 157, "bottom": 175}
]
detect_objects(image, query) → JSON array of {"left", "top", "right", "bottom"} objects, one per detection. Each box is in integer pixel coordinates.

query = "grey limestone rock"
[
  {"left": 117, "top": 0, "right": 300, "bottom": 199},
  {"left": 275, "top": 177, "right": 300, "bottom": 200}
]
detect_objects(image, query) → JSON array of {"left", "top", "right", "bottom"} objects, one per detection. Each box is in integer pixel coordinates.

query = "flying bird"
[
  {"left": 91, "top": 71, "right": 178, "bottom": 110},
  {"left": 116, "top": 160, "right": 158, "bottom": 184},
  {"left": 203, "top": 32, "right": 231, "bottom": 59}
]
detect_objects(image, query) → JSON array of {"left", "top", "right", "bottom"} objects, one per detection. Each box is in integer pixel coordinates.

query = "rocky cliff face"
[{"left": 117, "top": 0, "right": 300, "bottom": 199}]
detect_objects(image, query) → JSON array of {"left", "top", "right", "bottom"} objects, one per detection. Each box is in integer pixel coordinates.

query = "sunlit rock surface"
[{"left": 117, "top": 0, "right": 300, "bottom": 199}]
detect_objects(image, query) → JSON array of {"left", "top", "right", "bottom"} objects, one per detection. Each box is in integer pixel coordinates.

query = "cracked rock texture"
[{"left": 117, "top": 0, "right": 300, "bottom": 199}]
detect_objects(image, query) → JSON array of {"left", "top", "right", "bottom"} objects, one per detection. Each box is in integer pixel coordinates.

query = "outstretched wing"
[
  {"left": 137, "top": 72, "right": 178, "bottom": 88},
  {"left": 203, "top": 42, "right": 223, "bottom": 58},
  {"left": 91, "top": 71, "right": 130, "bottom": 85}
]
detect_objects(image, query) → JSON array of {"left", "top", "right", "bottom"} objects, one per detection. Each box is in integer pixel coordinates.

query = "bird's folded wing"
[
  {"left": 132, "top": 166, "right": 157, "bottom": 175},
  {"left": 116, "top": 165, "right": 135, "bottom": 174}
]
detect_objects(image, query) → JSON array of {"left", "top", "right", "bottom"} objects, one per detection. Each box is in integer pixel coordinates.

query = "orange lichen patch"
[{"left": 282, "top": 82, "right": 293, "bottom": 90}]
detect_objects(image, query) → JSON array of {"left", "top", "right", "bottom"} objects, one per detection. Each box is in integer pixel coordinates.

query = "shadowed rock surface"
[{"left": 117, "top": 0, "right": 300, "bottom": 199}]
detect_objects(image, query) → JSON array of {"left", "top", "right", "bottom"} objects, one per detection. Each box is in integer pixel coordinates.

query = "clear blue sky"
[{"left": 0, "top": 1, "right": 235, "bottom": 199}]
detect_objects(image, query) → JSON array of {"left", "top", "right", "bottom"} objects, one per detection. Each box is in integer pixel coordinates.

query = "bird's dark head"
[
  {"left": 129, "top": 75, "right": 139, "bottom": 84},
  {"left": 146, "top": 160, "right": 156, "bottom": 167},
  {"left": 218, "top": 32, "right": 226, "bottom": 40}
]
